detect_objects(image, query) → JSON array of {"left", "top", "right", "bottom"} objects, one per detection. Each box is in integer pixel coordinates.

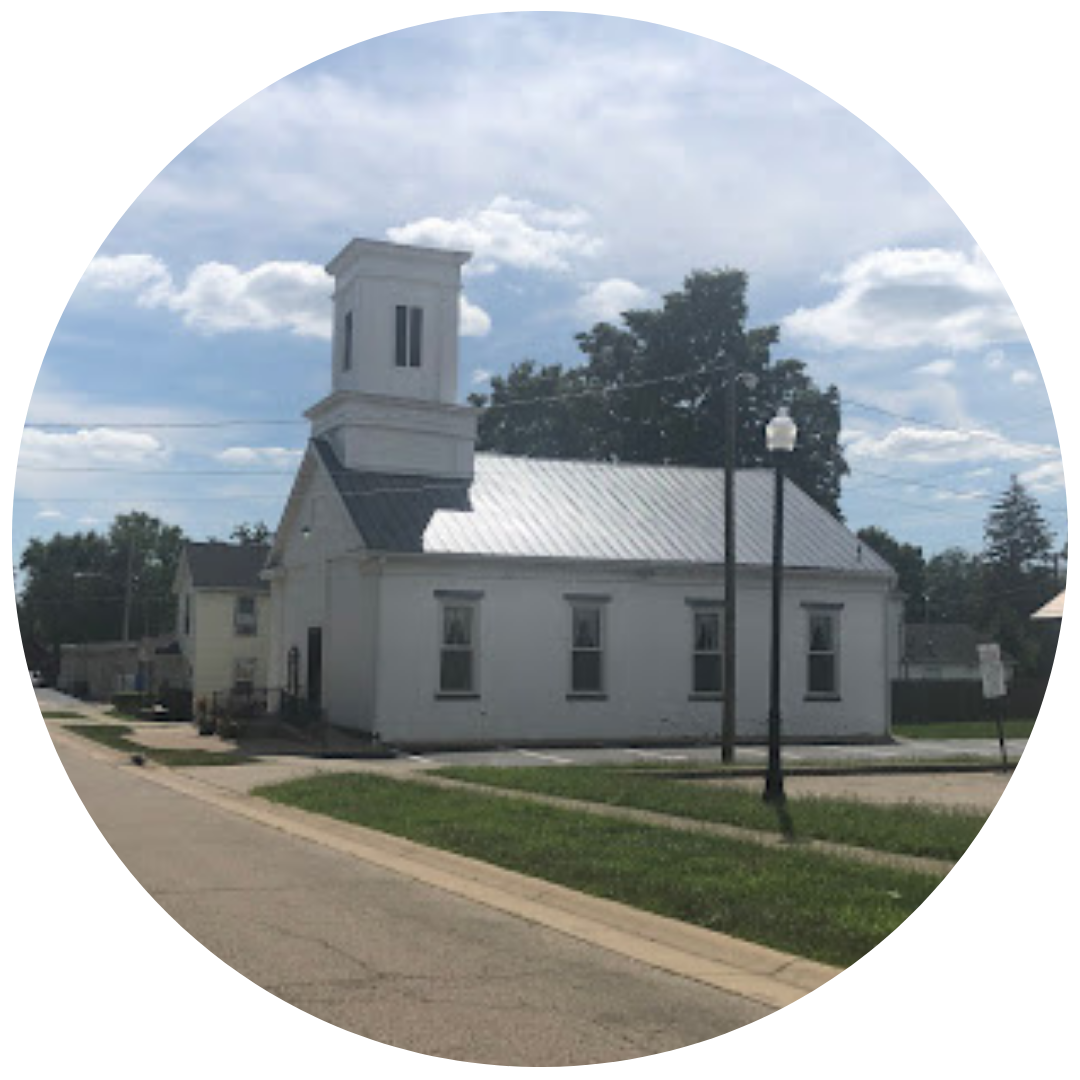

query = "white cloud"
[
  {"left": 80, "top": 253, "right": 491, "bottom": 342},
  {"left": 216, "top": 446, "right": 303, "bottom": 468},
  {"left": 34, "top": 509, "right": 64, "bottom": 520},
  {"left": 16, "top": 427, "right": 171, "bottom": 511},
  {"left": 19, "top": 427, "right": 168, "bottom": 468},
  {"left": 459, "top": 295, "right": 492, "bottom": 337},
  {"left": 80, "top": 254, "right": 332, "bottom": 338},
  {"left": 163, "top": 260, "right": 331, "bottom": 338},
  {"left": 1019, "top": 459, "right": 1065, "bottom": 492},
  {"left": 1011, "top": 369, "right": 1038, "bottom": 386},
  {"left": 846, "top": 424, "right": 1057, "bottom": 466},
  {"left": 387, "top": 195, "right": 602, "bottom": 275},
  {"left": 783, "top": 248, "right": 1024, "bottom": 351},
  {"left": 80, "top": 254, "right": 172, "bottom": 301},
  {"left": 913, "top": 359, "right": 956, "bottom": 378},
  {"left": 576, "top": 278, "right": 651, "bottom": 323},
  {"left": 984, "top": 349, "right": 1007, "bottom": 370},
  {"left": 470, "top": 367, "right": 493, "bottom": 387}
]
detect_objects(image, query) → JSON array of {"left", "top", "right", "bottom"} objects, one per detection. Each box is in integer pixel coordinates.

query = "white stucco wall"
[
  {"left": 267, "top": 454, "right": 896, "bottom": 745},
  {"left": 335, "top": 557, "right": 896, "bottom": 747}
]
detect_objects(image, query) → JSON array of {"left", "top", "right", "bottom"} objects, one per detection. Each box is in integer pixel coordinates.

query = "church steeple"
[{"left": 306, "top": 238, "right": 478, "bottom": 480}]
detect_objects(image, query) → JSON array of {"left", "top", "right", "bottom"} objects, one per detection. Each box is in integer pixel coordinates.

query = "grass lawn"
[
  {"left": 64, "top": 724, "right": 253, "bottom": 767},
  {"left": 41, "top": 710, "right": 88, "bottom": 720},
  {"left": 893, "top": 720, "right": 1035, "bottom": 740},
  {"left": 435, "top": 765, "right": 988, "bottom": 862},
  {"left": 255, "top": 772, "right": 943, "bottom": 968}
]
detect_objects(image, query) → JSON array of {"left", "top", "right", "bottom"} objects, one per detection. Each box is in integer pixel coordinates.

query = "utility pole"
[
  {"left": 719, "top": 362, "right": 758, "bottom": 763},
  {"left": 121, "top": 533, "right": 135, "bottom": 642},
  {"left": 721, "top": 361, "right": 737, "bottom": 764}
]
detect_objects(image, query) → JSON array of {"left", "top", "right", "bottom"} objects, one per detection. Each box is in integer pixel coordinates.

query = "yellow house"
[{"left": 173, "top": 542, "right": 271, "bottom": 708}]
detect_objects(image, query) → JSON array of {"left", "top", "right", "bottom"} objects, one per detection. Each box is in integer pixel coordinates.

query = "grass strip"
[
  {"left": 64, "top": 724, "right": 253, "bottom": 767},
  {"left": 255, "top": 772, "right": 942, "bottom": 968},
  {"left": 41, "top": 710, "right": 89, "bottom": 720},
  {"left": 893, "top": 720, "right": 1035, "bottom": 740},
  {"left": 435, "top": 765, "right": 988, "bottom": 862}
]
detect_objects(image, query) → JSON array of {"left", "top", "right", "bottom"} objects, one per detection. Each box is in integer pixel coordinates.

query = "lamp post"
[{"left": 764, "top": 406, "right": 797, "bottom": 805}]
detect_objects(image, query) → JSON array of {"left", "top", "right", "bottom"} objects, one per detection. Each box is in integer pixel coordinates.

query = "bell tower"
[{"left": 305, "top": 238, "right": 477, "bottom": 479}]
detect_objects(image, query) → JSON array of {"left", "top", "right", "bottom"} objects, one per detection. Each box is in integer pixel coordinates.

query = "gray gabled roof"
[
  {"left": 183, "top": 542, "right": 271, "bottom": 590},
  {"left": 315, "top": 439, "right": 893, "bottom": 576}
]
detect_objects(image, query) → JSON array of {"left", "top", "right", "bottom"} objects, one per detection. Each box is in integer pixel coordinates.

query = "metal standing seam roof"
[{"left": 315, "top": 439, "right": 894, "bottom": 576}]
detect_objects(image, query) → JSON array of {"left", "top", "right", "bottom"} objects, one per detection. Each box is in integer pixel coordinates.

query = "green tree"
[
  {"left": 231, "top": 521, "right": 272, "bottom": 545},
  {"left": 18, "top": 512, "right": 186, "bottom": 676},
  {"left": 923, "top": 548, "right": 984, "bottom": 627},
  {"left": 856, "top": 526, "right": 926, "bottom": 602},
  {"left": 469, "top": 269, "right": 848, "bottom": 515},
  {"left": 980, "top": 477, "right": 1057, "bottom": 673}
]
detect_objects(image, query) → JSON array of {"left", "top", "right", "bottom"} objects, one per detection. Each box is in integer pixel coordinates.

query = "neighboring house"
[
  {"left": 1032, "top": 589, "right": 1065, "bottom": 620},
  {"left": 173, "top": 542, "right": 271, "bottom": 706},
  {"left": 57, "top": 636, "right": 184, "bottom": 700},
  {"left": 265, "top": 237, "right": 902, "bottom": 748},
  {"left": 900, "top": 623, "right": 1016, "bottom": 684}
]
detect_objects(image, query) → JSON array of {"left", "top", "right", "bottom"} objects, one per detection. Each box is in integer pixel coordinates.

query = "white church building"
[{"left": 265, "top": 238, "right": 902, "bottom": 748}]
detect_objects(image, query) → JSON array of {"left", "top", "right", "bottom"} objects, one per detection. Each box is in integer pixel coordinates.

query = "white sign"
[{"left": 977, "top": 643, "right": 1006, "bottom": 699}]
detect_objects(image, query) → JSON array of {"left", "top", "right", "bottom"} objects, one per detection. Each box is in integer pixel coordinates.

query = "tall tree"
[
  {"left": 231, "top": 521, "right": 273, "bottom": 545},
  {"left": 983, "top": 476, "right": 1054, "bottom": 580},
  {"left": 19, "top": 512, "right": 186, "bottom": 676},
  {"left": 469, "top": 269, "right": 848, "bottom": 515},
  {"left": 923, "top": 548, "right": 985, "bottom": 627},
  {"left": 980, "top": 477, "right": 1057, "bottom": 673},
  {"left": 856, "top": 526, "right": 926, "bottom": 602}
]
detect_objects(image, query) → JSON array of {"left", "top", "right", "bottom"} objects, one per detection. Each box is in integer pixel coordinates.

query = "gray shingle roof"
[
  {"left": 184, "top": 542, "right": 270, "bottom": 590},
  {"left": 316, "top": 439, "right": 893, "bottom": 576}
]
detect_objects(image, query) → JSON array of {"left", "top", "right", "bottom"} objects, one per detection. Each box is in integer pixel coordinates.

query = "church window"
[{"left": 395, "top": 304, "right": 423, "bottom": 368}]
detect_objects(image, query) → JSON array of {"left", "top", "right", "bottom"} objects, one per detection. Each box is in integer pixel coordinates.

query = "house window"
[
  {"left": 233, "top": 658, "right": 257, "bottom": 698},
  {"left": 569, "top": 600, "right": 606, "bottom": 695},
  {"left": 342, "top": 310, "right": 353, "bottom": 371},
  {"left": 439, "top": 601, "right": 478, "bottom": 695},
  {"left": 692, "top": 608, "right": 723, "bottom": 695},
  {"left": 395, "top": 304, "right": 423, "bottom": 368},
  {"left": 806, "top": 607, "right": 840, "bottom": 697},
  {"left": 183, "top": 594, "right": 191, "bottom": 636},
  {"left": 234, "top": 595, "right": 258, "bottom": 636}
]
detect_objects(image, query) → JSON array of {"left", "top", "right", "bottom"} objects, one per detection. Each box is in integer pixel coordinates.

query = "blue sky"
[{"left": 15, "top": 12, "right": 1065, "bottom": 566}]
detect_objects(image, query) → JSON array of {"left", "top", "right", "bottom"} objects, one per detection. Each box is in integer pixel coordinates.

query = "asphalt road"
[{"left": 55, "top": 737, "right": 773, "bottom": 1066}]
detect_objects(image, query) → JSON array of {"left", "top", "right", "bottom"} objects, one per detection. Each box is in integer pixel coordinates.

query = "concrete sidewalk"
[{"left": 48, "top": 720, "right": 840, "bottom": 1011}]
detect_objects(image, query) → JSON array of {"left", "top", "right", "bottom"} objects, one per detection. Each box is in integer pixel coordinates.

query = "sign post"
[{"left": 977, "top": 643, "right": 1009, "bottom": 771}]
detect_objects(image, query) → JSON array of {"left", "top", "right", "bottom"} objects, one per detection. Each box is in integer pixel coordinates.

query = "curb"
[{"left": 51, "top": 726, "right": 840, "bottom": 1010}]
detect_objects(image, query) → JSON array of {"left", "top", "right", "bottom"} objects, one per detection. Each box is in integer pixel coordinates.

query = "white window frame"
[
  {"left": 435, "top": 591, "right": 482, "bottom": 697},
  {"left": 805, "top": 604, "right": 842, "bottom": 699},
  {"left": 394, "top": 304, "right": 423, "bottom": 368},
  {"left": 234, "top": 594, "right": 258, "bottom": 637},
  {"left": 688, "top": 602, "right": 724, "bottom": 697},
  {"left": 233, "top": 657, "right": 257, "bottom": 696},
  {"left": 567, "top": 595, "right": 608, "bottom": 697},
  {"left": 342, "top": 309, "right": 353, "bottom": 371}
]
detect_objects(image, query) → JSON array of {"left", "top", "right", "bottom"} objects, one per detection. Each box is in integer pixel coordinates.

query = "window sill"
[
  {"left": 689, "top": 693, "right": 723, "bottom": 702},
  {"left": 435, "top": 693, "right": 481, "bottom": 701},
  {"left": 567, "top": 693, "right": 608, "bottom": 701},
  {"left": 804, "top": 694, "right": 841, "bottom": 702}
]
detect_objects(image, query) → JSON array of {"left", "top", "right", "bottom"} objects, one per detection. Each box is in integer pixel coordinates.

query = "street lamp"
[{"left": 764, "top": 406, "right": 797, "bottom": 805}]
